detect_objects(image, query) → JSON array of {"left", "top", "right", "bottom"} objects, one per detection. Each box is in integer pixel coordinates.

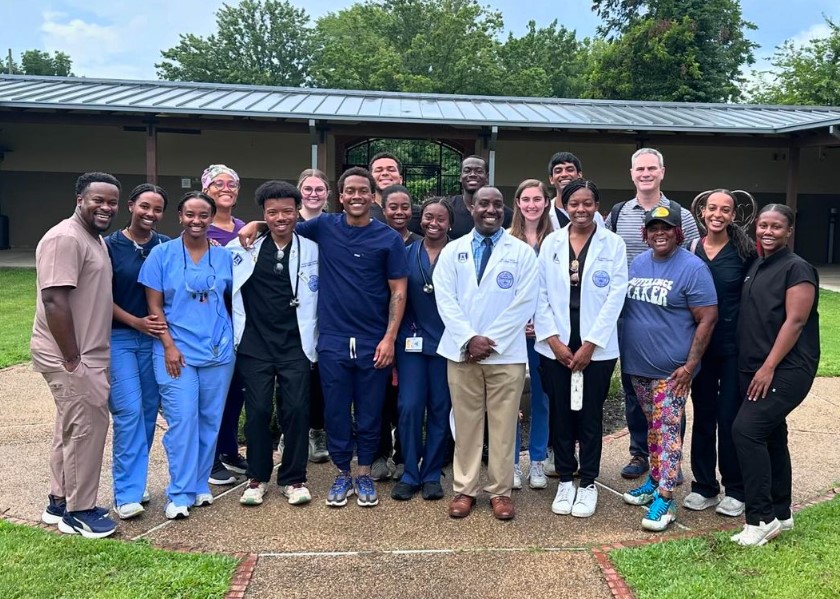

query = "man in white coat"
[
  {"left": 227, "top": 181, "right": 319, "bottom": 507},
  {"left": 434, "top": 186, "right": 538, "bottom": 520}
]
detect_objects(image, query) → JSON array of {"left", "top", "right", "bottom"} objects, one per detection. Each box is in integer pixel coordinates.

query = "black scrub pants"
[
  {"left": 237, "top": 354, "right": 310, "bottom": 486},
  {"left": 689, "top": 351, "right": 744, "bottom": 501},
  {"left": 377, "top": 376, "right": 403, "bottom": 464},
  {"left": 732, "top": 367, "right": 814, "bottom": 526},
  {"left": 541, "top": 356, "right": 617, "bottom": 486},
  {"left": 309, "top": 363, "right": 325, "bottom": 430}
]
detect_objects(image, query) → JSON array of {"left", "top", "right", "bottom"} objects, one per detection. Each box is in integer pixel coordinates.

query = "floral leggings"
[{"left": 631, "top": 376, "right": 687, "bottom": 493}]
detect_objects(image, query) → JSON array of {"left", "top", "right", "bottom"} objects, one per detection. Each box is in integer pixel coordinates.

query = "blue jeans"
[
  {"left": 109, "top": 328, "right": 159, "bottom": 506},
  {"left": 515, "top": 339, "right": 550, "bottom": 464},
  {"left": 154, "top": 355, "right": 234, "bottom": 507}
]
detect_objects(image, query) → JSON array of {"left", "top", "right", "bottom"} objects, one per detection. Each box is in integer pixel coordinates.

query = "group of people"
[{"left": 31, "top": 147, "right": 819, "bottom": 548}]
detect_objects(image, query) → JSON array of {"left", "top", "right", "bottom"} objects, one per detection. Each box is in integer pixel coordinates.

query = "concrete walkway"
[{"left": 1, "top": 363, "right": 839, "bottom": 598}]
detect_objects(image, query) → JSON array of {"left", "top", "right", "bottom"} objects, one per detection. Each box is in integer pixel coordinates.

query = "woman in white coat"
[{"left": 534, "top": 179, "right": 627, "bottom": 518}]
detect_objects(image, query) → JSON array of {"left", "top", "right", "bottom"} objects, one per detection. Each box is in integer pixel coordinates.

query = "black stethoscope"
[
  {"left": 418, "top": 242, "right": 436, "bottom": 294},
  {"left": 274, "top": 233, "right": 301, "bottom": 309}
]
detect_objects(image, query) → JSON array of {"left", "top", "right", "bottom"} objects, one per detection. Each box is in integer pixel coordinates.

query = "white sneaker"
[
  {"left": 683, "top": 492, "right": 720, "bottom": 511},
  {"left": 513, "top": 464, "right": 523, "bottom": 490},
  {"left": 164, "top": 502, "right": 189, "bottom": 520},
  {"left": 529, "top": 461, "right": 548, "bottom": 489},
  {"left": 571, "top": 484, "right": 598, "bottom": 518},
  {"left": 281, "top": 483, "right": 312, "bottom": 505},
  {"left": 115, "top": 502, "right": 145, "bottom": 520},
  {"left": 544, "top": 449, "right": 558, "bottom": 477},
  {"left": 735, "top": 519, "right": 781, "bottom": 546},
  {"left": 141, "top": 488, "right": 151, "bottom": 504},
  {"left": 240, "top": 480, "right": 267, "bottom": 506},
  {"left": 194, "top": 493, "right": 213, "bottom": 507},
  {"left": 552, "top": 481, "right": 576, "bottom": 515},
  {"left": 779, "top": 515, "right": 794, "bottom": 531},
  {"left": 716, "top": 496, "right": 745, "bottom": 517}
]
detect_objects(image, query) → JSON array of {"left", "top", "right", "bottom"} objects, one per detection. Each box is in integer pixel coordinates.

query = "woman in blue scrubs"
[
  {"left": 139, "top": 191, "right": 235, "bottom": 520},
  {"left": 391, "top": 197, "right": 454, "bottom": 501},
  {"left": 105, "top": 184, "right": 171, "bottom": 519}
]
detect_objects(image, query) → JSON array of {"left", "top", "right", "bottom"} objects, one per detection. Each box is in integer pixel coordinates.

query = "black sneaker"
[
  {"left": 421, "top": 481, "right": 445, "bottom": 501},
  {"left": 41, "top": 494, "right": 66, "bottom": 525},
  {"left": 219, "top": 453, "right": 249, "bottom": 475},
  {"left": 208, "top": 459, "right": 236, "bottom": 485},
  {"left": 391, "top": 481, "right": 419, "bottom": 501}
]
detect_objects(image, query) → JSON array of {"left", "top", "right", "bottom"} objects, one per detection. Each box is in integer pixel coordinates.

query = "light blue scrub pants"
[
  {"left": 153, "top": 354, "right": 234, "bottom": 507},
  {"left": 515, "top": 338, "right": 550, "bottom": 465},
  {"left": 109, "top": 329, "right": 159, "bottom": 506}
]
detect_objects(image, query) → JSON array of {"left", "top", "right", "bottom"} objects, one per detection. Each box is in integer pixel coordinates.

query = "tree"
[
  {"left": 588, "top": 0, "right": 757, "bottom": 102},
  {"left": 5, "top": 50, "right": 73, "bottom": 76},
  {"left": 498, "top": 20, "right": 587, "bottom": 98},
  {"left": 747, "top": 17, "right": 840, "bottom": 106},
  {"left": 311, "top": 0, "right": 507, "bottom": 95},
  {"left": 157, "top": 0, "right": 313, "bottom": 86}
]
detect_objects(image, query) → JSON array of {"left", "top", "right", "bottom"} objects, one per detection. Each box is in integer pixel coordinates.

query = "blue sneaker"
[
  {"left": 326, "top": 472, "right": 354, "bottom": 507},
  {"left": 620, "top": 455, "right": 649, "bottom": 479},
  {"left": 42, "top": 496, "right": 108, "bottom": 525},
  {"left": 623, "top": 475, "right": 657, "bottom": 506},
  {"left": 354, "top": 474, "right": 379, "bottom": 507},
  {"left": 58, "top": 508, "right": 117, "bottom": 539},
  {"left": 642, "top": 491, "right": 677, "bottom": 531}
]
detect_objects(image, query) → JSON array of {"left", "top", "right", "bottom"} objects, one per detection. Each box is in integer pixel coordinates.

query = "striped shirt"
[
  {"left": 471, "top": 227, "right": 504, "bottom": 280},
  {"left": 604, "top": 195, "right": 700, "bottom": 267}
]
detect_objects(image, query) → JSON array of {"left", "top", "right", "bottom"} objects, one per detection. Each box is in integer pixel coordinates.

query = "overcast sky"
[{"left": 3, "top": 0, "right": 838, "bottom": 81}]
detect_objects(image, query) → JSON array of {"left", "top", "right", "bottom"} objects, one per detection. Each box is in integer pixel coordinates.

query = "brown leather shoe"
[
  {"left": 490, "top": 495, "right": 515, "bottom": 520},
  {"left": 448, "top": 494, "right": 476, "bottom": 518}
]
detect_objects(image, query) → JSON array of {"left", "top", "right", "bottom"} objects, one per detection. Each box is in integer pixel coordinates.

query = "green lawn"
[
  {"left": 817, "top": 289, "right": 840, "bottom": 376},
  {"left": 610, "top": 495, "right": 840, "bottom": 599},
  {"left": 0, "top": 519, "right": 238, "bottom": 599},
  {"left": 0, "top": 268, "right": 36, "bottom": 368}
]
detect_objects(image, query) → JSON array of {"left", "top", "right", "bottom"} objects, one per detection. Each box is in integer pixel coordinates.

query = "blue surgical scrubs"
[
  {"left": 105, "top": 230, "right": 170, "bottom": 507},
  {"left": 139, "top": 238, "right": 235, "bottom": 507},
  {"left": 396, "top": 240, "right": 452, "bottom": 485}
]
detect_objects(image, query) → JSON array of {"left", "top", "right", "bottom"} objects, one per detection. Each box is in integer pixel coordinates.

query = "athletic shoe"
[
  {"left": 620, "top": 455, "right": 649, "bottom": 479},
  {"left": 220, "top": 453, "right": 249, "bottom": 475},
  {"left": 370, "top": 457, "right": 393, "bottom": 481},
  {"left": 421, "top": 481, "right": 445, "bottom": 501},
  {"left": 571, "top": 484, "right": 598, "bottom": 518},
  {"left": 326, "top": 471, "right": 354, "bottom": 507},
  {"left": 735, "top": 519, "right": 781, "bottom": 546},
  {"left": 393, "top": 463, "right": 405, "bottom": 481},
  {"left": 281, "top": 483, "right": 312, "bottom": 505},
  {"left": 164, "top": 502, "right": 189, "bottom": 520},
  {"left": 513, "top": 464, "right": 523, "bottom": 490},
  {"left": 641, "top": 492, "right": 677, "bottom": 531},
  {"left": 716, "top": 496, "right": 746, "bottom": 517},
  {"left": 355, "top": 474, "right": 379, "bottom": 507},
  {"left": 529, "top": 461, "right": 548, "bottom": 489},
  {"left": 141, "top": 488, "right": 151, "bottom": 504},
  {"left": 41, "top": 494, "right": 67, "bottom": 525},
  {"left": 208, "top": 459, "right": 236, "bottom": 485},
  {"left": 391, "top": 481, "right": 419, "bottom": 501},
  {"left": 552, "top": 481, "right": 576, "bottom": 515},
  {"left": 544, "top": 449, "right": 558, "bottom": 477},
  {"left": 58, "top": 509, "right": 117, "bottom": 539},
  {"left": 623, "top": 476, "right": 657, "bottom": 506},
  {"left": 240, "top": 479, "right": 267, "bottom": 506},
  {"left": 115, "top": 502, "right": 145, "bottom": 520},
  {"left": 683, "top": 492, "right": 720, "bottom": 511},
  {"left": 194, "top": 493, "right": 214, "bottom": 507},
  {"left": 779, "top": 515, "right": 794, "bottom": 532},
  {"left": 308, "top": 429, "right": 329, "bottom": 463}
]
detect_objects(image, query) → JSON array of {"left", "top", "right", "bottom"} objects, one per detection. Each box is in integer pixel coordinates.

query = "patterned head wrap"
[{"left": 201, "top": 164, "right": 240, "bottom": 189}]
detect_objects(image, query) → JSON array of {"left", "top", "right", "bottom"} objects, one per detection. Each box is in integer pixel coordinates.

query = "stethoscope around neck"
[
  {"left": 271, "top": 233, "right": 301, "bottom": 308},
  {"left": 418, "top": 242, "right": 436, "bottom": 294}
]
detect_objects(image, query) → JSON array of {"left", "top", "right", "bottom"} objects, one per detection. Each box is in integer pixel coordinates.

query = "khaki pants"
[
  {"left": 42, "top": 362, "right": 110, "bottom": 511},
  {"left": 447, "top": 361, "right": 525, "bottom": 498}
]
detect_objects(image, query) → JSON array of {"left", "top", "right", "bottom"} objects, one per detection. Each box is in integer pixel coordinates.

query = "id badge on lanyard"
[{"left": 405, "top": 336, "right": 423, "bottom": 353}]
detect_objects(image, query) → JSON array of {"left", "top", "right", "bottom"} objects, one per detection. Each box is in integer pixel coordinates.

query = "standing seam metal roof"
[{"left": 1, "top": 75, "right": 839, "bottom": 135}]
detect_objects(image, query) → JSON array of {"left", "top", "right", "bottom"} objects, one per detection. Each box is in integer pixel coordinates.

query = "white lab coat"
[
  {"left": 549, "top": 202, "right": 606, "bottom": 231},
  {"left": 434, "top": 229, "right": 538, "bottom": 364},
  {"left": 228, "top": 233, "right": 319, "bottom": 363},
  {"left": 534, "top": 224, "right": 627, "bottom": 361}
]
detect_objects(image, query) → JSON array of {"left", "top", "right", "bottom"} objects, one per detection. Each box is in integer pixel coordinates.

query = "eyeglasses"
[
  {"left": 274, "top": 249, "right": 285, "bottom": 275},
  {"left": 210, "top": 180, "right": 240, "bottom": 191},
  {"left": 570, "top": 259, "right": 580, "bottom": 286},
  {"left": 301, "top": 186, "right": 327, "bottom": 196}
]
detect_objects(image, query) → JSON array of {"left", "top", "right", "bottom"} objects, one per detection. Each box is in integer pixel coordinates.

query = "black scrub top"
[
  {"left": 448, "top": 195, "right": 514, "bottom": 240},
  {"left": 737, "top": 247, "right": 820, "bottom": 374}
]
